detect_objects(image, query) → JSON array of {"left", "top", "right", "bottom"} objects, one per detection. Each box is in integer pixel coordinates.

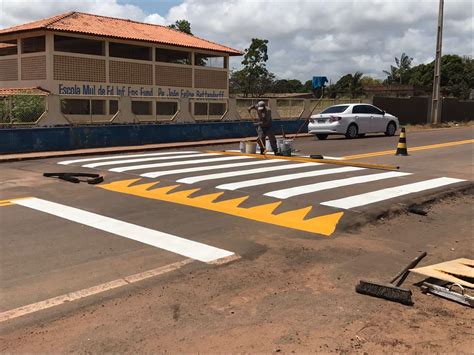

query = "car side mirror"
[{"left": 381, "top": 110, "right": 386, "bottom": 115}]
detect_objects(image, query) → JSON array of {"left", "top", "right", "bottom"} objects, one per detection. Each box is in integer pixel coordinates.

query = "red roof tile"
[
  {"left": 0, "top": 87, "right": 50, "bottom": 96},
  {"left": 0, "top": 11, "right": 242, "bottom": 55}
]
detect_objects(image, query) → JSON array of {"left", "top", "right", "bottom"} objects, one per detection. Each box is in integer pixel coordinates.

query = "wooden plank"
[{"left": 410, "top": 258, "right": 474, "bottom": 288}]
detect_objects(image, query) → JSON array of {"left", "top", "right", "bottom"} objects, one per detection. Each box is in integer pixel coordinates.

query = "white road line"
[
  {"left": 178, "top": 162, "right": 320, "bottom": 184},
  {"left": 12, "top": 198, "right": 235, "bottom": 263},
  {"left": 321, "top": 177, "right": 466, "bottom": 209},
  {"left": 0, "top": 259, "right": 194, "bottom": 323},
  {"left": 58, "top": 151, "right": 198, "bottom": 165},
  {"left": 83, "top": 152, "right": 215, "bottom": 168},
  {"left": 264, "top": 171, "right": 412, "bottom": 199},
  {"left": 141, "top": 159, "right": 281, "bottom": 178},
  {"left": 109, "top": 155, "right": 252, "bottom": 172},
  {"left": 217, "top": 166, "right": 366, "bottom": 191}
]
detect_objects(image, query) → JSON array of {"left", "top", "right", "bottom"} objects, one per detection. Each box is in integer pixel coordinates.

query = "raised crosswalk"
[{"left": 57, "top": 150, "right": 466, "bottom": 210}]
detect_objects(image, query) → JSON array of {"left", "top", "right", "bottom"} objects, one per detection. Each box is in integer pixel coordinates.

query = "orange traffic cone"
[{"left": 395, "top": 127, "right": 408, "bottom": 156}]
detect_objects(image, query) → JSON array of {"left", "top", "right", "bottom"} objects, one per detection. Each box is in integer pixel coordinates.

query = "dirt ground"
[{"left": 1, "top": 192, "right": 473, "bottom": 353}]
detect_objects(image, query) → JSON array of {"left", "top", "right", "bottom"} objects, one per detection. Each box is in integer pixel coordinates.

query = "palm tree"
[
  {"left": 384, "top": 53, "right": 413, "bottom": 84},
  {"left": 349, "top": 71, "right": 364, "bottom": 98}
]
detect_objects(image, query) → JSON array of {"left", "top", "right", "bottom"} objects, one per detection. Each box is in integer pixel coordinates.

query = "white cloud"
[{"left": 1, "top": 0, "right": 472, "bottom": 82}]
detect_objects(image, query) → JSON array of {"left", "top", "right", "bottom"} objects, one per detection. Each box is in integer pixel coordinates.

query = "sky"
[{"left": 0, "top": 0, "right": 472, "bottom": 83}]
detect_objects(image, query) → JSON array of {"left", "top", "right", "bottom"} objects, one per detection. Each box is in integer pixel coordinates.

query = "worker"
[{"left": 248, "top": 101, "right": 279, "bottom": 155}]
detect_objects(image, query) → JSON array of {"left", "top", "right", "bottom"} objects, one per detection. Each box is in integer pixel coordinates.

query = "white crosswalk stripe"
[
  {"left": 141, "top": 159, "right": 282, "bottom": 178},
  {"left": 264, "top": 171, "right": 412, "bottom": 199},
  {"left": 177, "top": 162, "right": 320, "bottom": 184},
  {"left": 58, "top": 151, "right": 198, "bottom": 165},
  {"left": 83, "top": 152, "right": 216, "bottom": 168},
  {"left": 57, "top": 151, "right": 465, "bottom": 210},
  {"left": 321, "top": 177, "right": 465, "bottom": 209},
  {"left": 109, "top": 155, "right": 252, "bottom": 172},
  {"left": 217, "top": 166, "right": 366, "bottom": 191}
]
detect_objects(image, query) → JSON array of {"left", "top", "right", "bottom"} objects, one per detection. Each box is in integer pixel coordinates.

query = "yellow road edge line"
[
  {"left": 205, "top": 150, "right": 399, "bottom": 171},
  {"left": 0, "top": 196, "right": 34, "bottom": 207},
  {"left": 343, "top": 139, "right": 474, "bottom": 160},
  {"left": 99, "top": 179, "right": 344, "bottom": 236}
]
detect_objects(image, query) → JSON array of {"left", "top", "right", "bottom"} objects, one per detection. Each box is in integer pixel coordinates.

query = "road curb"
[
  {"left": 337, "top": 181, "right": 474, "bottom": 233},
  {"left": 0, "top": 134, "right": 313, "bottom": 163}
]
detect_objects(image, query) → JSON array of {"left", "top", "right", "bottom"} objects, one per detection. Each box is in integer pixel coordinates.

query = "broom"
[{"left": 356, "top": 252, "right": 427, "bottom": 305}]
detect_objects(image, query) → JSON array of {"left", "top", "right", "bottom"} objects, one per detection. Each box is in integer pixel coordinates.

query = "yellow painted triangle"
[
  {"left": 247, "top": 201, "right": 282, "bottom": 215},
  {"left": 99, "top": 179, "right": 345, "bottom": 236},
  {"left": 191, "top": 192, "right": 225, "bottom": 204},
  {"left": 215, "top": 196, "right": 249, "bottom": 209},
  {"left": 168, "top": 188, "right": 201, "bottom": 199},
  {"left": 276, "top": 206, "right": 312, "bottom": 220}
]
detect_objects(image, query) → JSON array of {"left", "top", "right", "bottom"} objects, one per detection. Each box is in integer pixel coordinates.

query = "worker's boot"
[{"left": 260, "top": 147, "right": 265, "bottom": 155}]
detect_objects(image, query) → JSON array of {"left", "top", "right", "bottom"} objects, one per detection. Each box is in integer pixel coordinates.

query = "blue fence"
[{"left": 0, "top": 120, "right": 308, "bottom": 154}]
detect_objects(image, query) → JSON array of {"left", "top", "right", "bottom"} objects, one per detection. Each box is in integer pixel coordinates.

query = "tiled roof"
[
  {"left": 0, "top": 11, "right": 242, "bottom": 55},
  {"left": 0, "top": 87, "right": 50, "bottom": 96}
]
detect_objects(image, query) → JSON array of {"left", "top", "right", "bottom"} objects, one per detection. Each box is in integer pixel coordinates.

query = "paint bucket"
[
  {"left": 265, "top": 138, "right": 273, "bottom": 152},
  {"left": 239, "top": 141, "right": 246, "bottom": 153},
  {"left": 245, "top": 141, "right": 257, "bottom": 154},
  {"left": 280, "top": 139, "right": 293, "bottom": 156},
  {"left": 276, "top": 137, "right": 284, "bottom": 151}
]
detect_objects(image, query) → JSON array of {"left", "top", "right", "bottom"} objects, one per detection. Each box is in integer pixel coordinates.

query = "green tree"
[
  {"left": 229, "top": 38, "right": 274, "bottom": 97},
  {"left": 384, "top": 52, "right": 413, "bottom": 84},
  {"left": 360, "top": 76, "right": 382, "bottom": 87},
  {"left": 407, "top": 54, "right": 473, "bottom": 99},
  {"left": 334, "top": 72, "right": 364, "bottom": 98},
  {"left": 168, "top": 20, "right": 192, "bottom": 35},
  {"left": 272, "top": 79, "right": 304, "bottom": 93}
]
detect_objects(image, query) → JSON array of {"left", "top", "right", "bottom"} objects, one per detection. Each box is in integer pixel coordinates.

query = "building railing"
[
  {"left": 0, "top": 94, "right": 47, "bottom": 126},
  {"left": 0, "top": 93, "right": 370, "bottom": 127}
]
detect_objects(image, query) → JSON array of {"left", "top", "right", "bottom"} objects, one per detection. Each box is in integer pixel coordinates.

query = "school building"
[{"left": 0, "top": 11, "right": 242, "bottom": 122}]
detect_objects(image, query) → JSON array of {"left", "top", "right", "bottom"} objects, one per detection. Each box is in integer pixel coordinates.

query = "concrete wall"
[
  {"left": 441, "top": 98, "right": 474, "bottom": 122},
  {"left": 373, "top": 96, "right": 430, "bottom": 125},
  {"left": 0, "top": 120, "right": 307, "bottom": 154},
  {"left": 373, "top": 96, "right": 474, "bottom": 125}
]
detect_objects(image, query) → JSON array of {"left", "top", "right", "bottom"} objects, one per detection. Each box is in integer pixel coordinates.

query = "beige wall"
[
  {"left": 0, "top": 58, "right": 18, "bottom": 81},
  {"left": 1, "top": 31, "right": 232, "bottom": 97},
  {"left": 21, "top": 55, "right": 46, "bottom": 80}
]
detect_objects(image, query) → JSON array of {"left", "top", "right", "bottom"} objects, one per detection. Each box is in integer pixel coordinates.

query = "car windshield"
[{"left": 320, "top": 105, "right": 349, "bottom": 114}]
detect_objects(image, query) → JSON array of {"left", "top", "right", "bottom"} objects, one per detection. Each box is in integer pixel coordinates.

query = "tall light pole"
[{"left": 431, "top": 0, "right": 444, "bottom": 125}]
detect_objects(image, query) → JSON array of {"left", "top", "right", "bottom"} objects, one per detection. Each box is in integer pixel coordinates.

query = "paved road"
[{"left": 0, "top": 127, "right": 472, "bottom": 326}]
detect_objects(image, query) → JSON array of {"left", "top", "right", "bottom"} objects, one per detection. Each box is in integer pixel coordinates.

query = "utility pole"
[{"left": 431, "top": 0, "right": 444, "bottom": 125}]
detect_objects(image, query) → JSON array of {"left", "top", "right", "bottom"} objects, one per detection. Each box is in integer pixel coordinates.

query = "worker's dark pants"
[{"left": 257, "top": 126, "right": 278, "bottom": 153}]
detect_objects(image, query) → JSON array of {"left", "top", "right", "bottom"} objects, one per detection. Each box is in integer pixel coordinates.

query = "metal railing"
[{"left": 0, "top": 94, "right": 47, "bottom": 126}]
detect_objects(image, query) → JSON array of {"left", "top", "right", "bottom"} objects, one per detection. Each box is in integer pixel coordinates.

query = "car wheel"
[
  {"left": 316, "top": 134, "right": 328, "bottom": 140},
  {"left": 385, "top": 122, "right": 396, "bottom": 136},
  {"left": 357, "top": 133, "right": 366, "bottom": 138},
  {"left": 345, "top": 124, "right": 358, "bottom": 139}
]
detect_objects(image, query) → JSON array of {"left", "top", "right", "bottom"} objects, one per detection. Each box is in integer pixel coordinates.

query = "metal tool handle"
[{"left": 391, "top": 251, "right": 428, "bottom": 286}]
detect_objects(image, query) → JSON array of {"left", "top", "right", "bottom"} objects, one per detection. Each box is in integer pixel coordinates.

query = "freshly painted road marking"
[
  {"left": 206, "top": 150, "right": 399, "bottom": 171},
  {"left": 58, "top": 151, "right": 198, "bottom": 165},
  {"left": 265, "top": 171, "right": 412, "bottom": 199},
  {"left": 100, "top": 179, "right": 344, "bottom": 236},
  {"left": 0, "top": 259, "right": 194, "bottom": 323},
  {"left": 217, "top": 166, "right": 365, "bottom": 191},
  {"left": 321, "top": 177, "right": 466, "bottom": 209},
  {"left": 12, "top": 198, "right": 235, "bottom": 263},
  {"left": 342, "top": 139, "right": 474, "bottom": 160},
  {"left": 141, "top": 159, "right": 281, "bottom": 178},
  {"left": 109, "top": 156, "right": 252, "bottom": 172},
  {"left": 178, "top": 162, "right": 320, "bottom": 184},
  {"left": 83, "top": 152, "right": 215, "bottom": 168}
]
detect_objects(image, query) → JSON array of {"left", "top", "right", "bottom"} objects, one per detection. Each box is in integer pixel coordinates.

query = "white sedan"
[{"left": 308, "top": 103, "right": 399, "bottom": 140}]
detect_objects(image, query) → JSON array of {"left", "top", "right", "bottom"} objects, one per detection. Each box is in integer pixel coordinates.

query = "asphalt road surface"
[{"left": 0, "top": 126, "right": 472, "bottom": 352}]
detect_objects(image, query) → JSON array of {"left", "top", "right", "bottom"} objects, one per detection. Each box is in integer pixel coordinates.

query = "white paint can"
[
  {"left": 245, "top": 141, "right": 257, "bottom": 154},
  {"left": 239, "top": 141, "right": 246, "bottom": 153}
]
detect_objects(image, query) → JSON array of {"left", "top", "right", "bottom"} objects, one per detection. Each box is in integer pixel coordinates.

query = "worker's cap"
[{"left": 257, "top": 101, "right": 266, "bottom": 110}]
